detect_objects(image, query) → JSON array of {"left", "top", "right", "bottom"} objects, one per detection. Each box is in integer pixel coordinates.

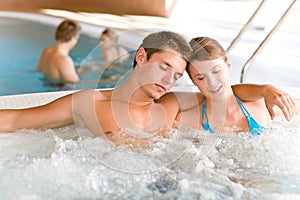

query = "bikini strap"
[
  {"left": 234, "top": 95, "right": 251, "bottom": 117},
  {"left": 202, "top": 99, "right": 214, "bottom": 134},
  {"left": 234, "top": 96, "right": 265, "bottom": 135}
]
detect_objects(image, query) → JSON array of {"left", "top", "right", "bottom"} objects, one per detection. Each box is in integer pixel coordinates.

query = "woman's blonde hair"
[{"left": 189, "top": 36, "right": 227, "bottom": 62}]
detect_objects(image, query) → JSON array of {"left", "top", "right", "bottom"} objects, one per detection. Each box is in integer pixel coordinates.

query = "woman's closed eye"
[
  {"left": 194, "top": 66, "right": 221, "bottom": 81},
  {"left": 212, "top": 66, "right": 220, "bottom": 73},
  {"left": 195, "top": 74, "right": 205, "bottom": 81}
]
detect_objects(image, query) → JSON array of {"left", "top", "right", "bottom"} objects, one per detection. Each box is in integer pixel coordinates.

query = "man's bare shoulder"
[
  {"left": 167, "top": 91, "right": 202, "bottom": 111},
  {"left": 156, "top": 92, "right": 177, "bottom": 102},
  {"left": 55, "top": 53, "right": 73, "bottom": 65},
  {"left": 74, "top": 89, "right": 113, "bottom": 101},
  {"left": 40, "top": 46, "right": 68, "bottom": 65},
  {"left": 95, "top": 89, "right": 113, "bottom": 101},
  {"left": 41, "top": 45, "right": 56, "bottom": 56}
]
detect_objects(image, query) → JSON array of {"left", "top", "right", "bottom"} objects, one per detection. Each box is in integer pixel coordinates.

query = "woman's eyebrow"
[{"left": 193, "top": 65, "right": 220, "bottom": 78}]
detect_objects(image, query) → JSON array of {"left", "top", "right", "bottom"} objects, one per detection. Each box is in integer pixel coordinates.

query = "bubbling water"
[{"left": 0, "top": 116, "right": 299, "bottom": 199}]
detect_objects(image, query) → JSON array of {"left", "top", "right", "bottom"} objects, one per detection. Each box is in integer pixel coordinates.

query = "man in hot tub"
[{"left": 1, "top": 31, "right": 296, "bottom": 148}]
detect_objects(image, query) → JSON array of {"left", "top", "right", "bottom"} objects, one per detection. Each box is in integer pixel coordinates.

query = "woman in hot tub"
[{"left": 174, "top": 36, "right": 300, "bottom": 134}]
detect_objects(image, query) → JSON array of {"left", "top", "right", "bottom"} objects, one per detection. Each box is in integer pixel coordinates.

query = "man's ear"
[{"left": 135, "top": 47, "right": 147, "bottom": 66}]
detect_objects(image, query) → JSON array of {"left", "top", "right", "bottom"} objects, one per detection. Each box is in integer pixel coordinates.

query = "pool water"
[
  {"left": 0, "top": 17, "right": 134, "bottom": 96},
  {"left": 0, "top": 116, "right": 299, "bottom": 199}
]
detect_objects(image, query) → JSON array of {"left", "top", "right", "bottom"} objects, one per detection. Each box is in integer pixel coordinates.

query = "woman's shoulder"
[{"left": 243, "top": 99, "right": 270, "bottom": 123}]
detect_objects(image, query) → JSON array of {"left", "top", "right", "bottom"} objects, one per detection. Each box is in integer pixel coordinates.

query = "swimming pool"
[{"left": 0, "top": 15, "right": 134, "bottom": 96}]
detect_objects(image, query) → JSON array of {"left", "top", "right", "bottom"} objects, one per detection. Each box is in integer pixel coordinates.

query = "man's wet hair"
[
  {"left": 55, "top": 19, "right": 81, "bottom": 42},
  {"left": 133, "top": 31, "right": 192, "bottom": 68}
]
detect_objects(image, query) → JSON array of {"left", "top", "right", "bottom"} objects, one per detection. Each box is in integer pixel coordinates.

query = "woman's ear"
[
  {"left": 135, "top": 47, "right": 147, "bottom": 66},
  {"left": 226, "top": 58, "right": 232, "bottom": 71}
]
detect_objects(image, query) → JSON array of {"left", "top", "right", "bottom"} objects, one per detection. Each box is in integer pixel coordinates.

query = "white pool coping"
[
  {"left": 1, "top": 86, "right": 300, "bottom": 110},
  {"left": 0, "top": 91, "right": 73, "bottom": 109}
]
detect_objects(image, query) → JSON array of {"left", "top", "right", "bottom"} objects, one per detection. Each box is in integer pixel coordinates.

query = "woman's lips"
[{"left": 210, "top": 85, "right": 222, "bottom": 93}]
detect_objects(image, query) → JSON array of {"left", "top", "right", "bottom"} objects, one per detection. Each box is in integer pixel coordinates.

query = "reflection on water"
[{"left": 0, "top": 116, "right": 299, "bottom": 199}]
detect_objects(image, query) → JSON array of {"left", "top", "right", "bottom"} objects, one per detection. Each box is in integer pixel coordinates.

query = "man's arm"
[
  {"left": 60, "top": 57, "right": 80, "bottom": 83},
  {"left": 0, "top": 94, "right": 74, "bottom": 133},
  {"left": 36, "top": 49, "right": 46, "bottom": 71},
  {"left": 232, "top": 84, "right": 295, "bottom": 121}
]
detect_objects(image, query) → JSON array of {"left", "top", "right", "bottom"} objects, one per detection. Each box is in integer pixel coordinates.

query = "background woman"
[{"left": 99, "top": 28, "right": 130, "bottom": 65}]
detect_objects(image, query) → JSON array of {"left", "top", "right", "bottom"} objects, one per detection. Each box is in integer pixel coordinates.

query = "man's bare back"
[
  {"left": 36, "top": 19, "right": 80, "bottom": 84},
  {"left": 37, "top": 45, "right": 79, "bottom": 83}
]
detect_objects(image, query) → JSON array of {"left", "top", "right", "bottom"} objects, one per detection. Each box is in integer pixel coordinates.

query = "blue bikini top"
[{"left": 201, "top": 96, "right": 265, "bottom": 135}]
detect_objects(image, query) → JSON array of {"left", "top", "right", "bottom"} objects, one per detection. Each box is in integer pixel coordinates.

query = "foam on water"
[{"left": 0, "top": 116, "right": 300, "bottom": 199}]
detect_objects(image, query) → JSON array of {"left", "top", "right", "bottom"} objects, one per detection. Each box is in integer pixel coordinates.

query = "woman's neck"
[{"left": 204, "top": 91, "right": 243, "bottom": 132}]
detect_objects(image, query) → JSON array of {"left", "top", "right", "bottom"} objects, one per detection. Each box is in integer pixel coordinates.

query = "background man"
[{"left": 36, "top": 19, "right": 81, "bottom": 85}]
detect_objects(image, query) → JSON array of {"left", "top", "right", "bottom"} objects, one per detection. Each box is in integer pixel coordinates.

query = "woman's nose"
[{"left": 205, "top": 73, "right": 217, "bottom": 86}]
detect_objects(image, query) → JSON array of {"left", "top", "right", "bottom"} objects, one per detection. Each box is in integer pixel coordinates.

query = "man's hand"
[{"left": 263, "top": 85, "right": 295, "bottom": 121}]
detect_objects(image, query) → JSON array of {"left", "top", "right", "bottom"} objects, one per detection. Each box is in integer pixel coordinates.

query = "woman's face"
[
  {"left": 188, "top": 57, "right": 231, "bottom": 100},
  {"left": 99, "top": 34, "right": 115, "bottom": 49}
]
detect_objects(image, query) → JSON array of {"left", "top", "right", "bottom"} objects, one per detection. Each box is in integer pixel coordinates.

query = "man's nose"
[{"left": 162, "top": 70, "right": 175, "bottom": 85}]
